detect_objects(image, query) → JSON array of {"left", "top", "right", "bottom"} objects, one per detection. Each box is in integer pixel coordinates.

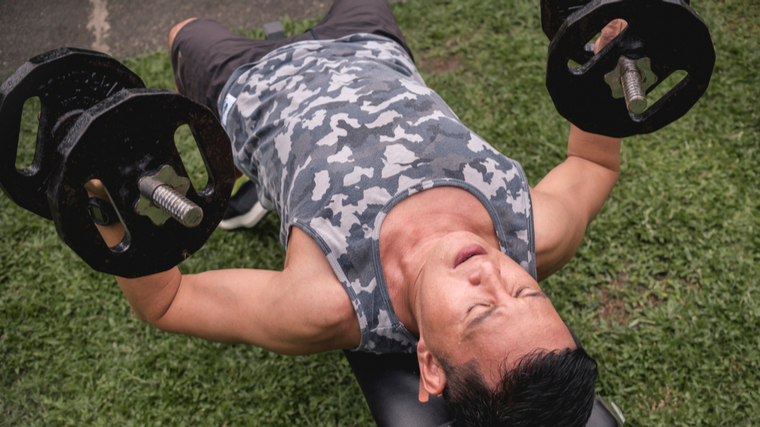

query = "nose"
[{"left": 468, "top": 259, "right": 504, "bottom": 290}]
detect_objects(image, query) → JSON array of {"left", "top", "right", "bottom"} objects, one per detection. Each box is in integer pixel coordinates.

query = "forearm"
[
  {"left": 566, "top": 124, "right": 621, "bottom": 224},
  {"left": 91, "top": 218, "right": 182, "bottom": 322},
  {"left": 85, "top": 181, "right": 182, "bottom": 323},
  {"left": 567, "top": 124, "right": 621, "bottom": 175},
  {"left": 535, "top": 125, "right": 621, "bottom": 223}
]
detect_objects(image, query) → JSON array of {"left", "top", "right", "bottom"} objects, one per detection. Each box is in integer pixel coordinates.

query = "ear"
[{"left": 417, "top": 337, "right": 446, "bottom": 401}]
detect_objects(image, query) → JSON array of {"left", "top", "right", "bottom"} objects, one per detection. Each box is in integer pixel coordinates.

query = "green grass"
[{"left": 2, "top": 0, "right": 759, "bottom": 425}]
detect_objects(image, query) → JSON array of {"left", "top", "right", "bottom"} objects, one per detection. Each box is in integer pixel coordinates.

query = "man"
[{"left": 89, "top": 1, "right": 624, "bottom": 424}]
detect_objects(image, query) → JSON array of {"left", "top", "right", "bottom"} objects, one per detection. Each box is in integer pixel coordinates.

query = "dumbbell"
[
  {"left": 1, "top": 49, "right": 235, "bottom": 278},
  {"left": 541, "top": 0, "right": 715, "bottom": 137}
]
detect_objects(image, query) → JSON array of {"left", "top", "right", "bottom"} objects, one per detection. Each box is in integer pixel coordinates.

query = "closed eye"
[
  {"left": 467, "top": 303, "right": 488, "bottom": 314},
  {"left": 465, "top": 305, "right": 498, "bottom": 331}
]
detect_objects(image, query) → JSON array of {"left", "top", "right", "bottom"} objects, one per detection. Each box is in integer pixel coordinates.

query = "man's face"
[{"left": 416, "top": 231, "right": 575, "bottom": 386}]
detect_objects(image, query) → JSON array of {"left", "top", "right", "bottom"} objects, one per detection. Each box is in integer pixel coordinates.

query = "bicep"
[{"left": 152, "top": 266, "right": 357, "bottom": 355}]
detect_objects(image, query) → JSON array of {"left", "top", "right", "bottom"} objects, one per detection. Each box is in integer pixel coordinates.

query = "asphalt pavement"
[{"left": 0, "top": 0, "right": 338, "bottom": 80}]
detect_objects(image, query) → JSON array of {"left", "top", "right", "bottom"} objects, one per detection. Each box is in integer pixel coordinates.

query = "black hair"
[{"left": 440, "top": 346, "right": 598, "bottom": 427}]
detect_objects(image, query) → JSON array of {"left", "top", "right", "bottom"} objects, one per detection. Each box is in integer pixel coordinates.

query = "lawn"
[{"left": 1, "top": 0, "right": 758, "bottom": 425}]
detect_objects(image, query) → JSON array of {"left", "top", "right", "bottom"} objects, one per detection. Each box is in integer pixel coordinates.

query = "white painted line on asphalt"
[{"left": 87, "top": 0, "right": 111, "bottom": 53}]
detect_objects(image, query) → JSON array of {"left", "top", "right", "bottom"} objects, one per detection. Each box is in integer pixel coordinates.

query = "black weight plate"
[
  {"left": 541, "top": 0, "right": 591, "bottom": 42},
  {"left": 540, "top": 0, "right": 597, "bottom": 65},
  {"left": 0, "top": 47, "right": 144, "bottom": 219},
  {"left": 540, "top": 0, "right": 691, "bottom": 64},
  {"left": 546, "top": 0, "right": 714, "bottom": 138},
  {"left": 540, "top": 0, "right": 690, "bottom": 40},
  {"left": 48, "top": 89, "right": 234, "bottom": 278}
]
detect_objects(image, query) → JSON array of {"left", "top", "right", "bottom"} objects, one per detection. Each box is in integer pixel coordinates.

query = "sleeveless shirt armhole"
[
  {"left": 288, "top": 220, "right": 368, "bottom": 352},
  {"left": 513, "top": 161, "right": 538, "bottom": 280}
]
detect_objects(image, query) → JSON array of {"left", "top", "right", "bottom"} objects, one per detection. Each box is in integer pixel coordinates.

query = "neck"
[{"left": 379, "top": 187, "right": 499, "bottom": 337}]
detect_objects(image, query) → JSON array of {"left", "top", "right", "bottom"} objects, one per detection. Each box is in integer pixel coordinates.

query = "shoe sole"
[{"left": 218, "top": 202, "right": 270, "bottom": 230}]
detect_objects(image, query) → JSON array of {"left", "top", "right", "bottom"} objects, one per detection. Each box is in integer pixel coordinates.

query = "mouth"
[{"left": 455, "top": 244, "right": 487, "bottom": 267}]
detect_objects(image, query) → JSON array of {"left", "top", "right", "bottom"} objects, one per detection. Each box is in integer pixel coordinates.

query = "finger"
[
  {"left": 616, "top": 19, "right": 628, "bottom": 33},
  {"left": 594, "top": 19, "right": 627, "bottom": 54},
  {"left": 84, "top": 178, "right": 109, "bottom": 199}
]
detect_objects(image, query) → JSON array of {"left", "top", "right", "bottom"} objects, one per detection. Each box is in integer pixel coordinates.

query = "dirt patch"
[
  {"left": 599, "top": 296, "right": 627, "bottom": 324},
  {"left": 417, "top": 50, "right": 463, "bottom": 75},
  {"left": 595, "top": 271, "right": 667, "bottom": 324},
  {"left": 636, "top": 385, "right": 680, "bottom": 411}
]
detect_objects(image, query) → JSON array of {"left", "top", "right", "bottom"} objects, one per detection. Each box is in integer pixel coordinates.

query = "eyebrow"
[{"left": 466, "top": 291, "right": 549, "bottom": 331}]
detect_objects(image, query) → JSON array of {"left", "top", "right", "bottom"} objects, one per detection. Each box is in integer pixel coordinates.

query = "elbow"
[
  {"left": 115, "top": 268, "right": 183, "bottom": 327},
  {"left": 608, "top": 167, "right": 621, "bottom": 186},
  {"left": 127, "top": 301, "right": 167, "bottom": 328},
  {"left": 128, "top": 303, "right": 150, "bottom": 323}
]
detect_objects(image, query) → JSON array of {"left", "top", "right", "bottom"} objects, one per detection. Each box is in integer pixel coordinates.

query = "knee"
[{"left": 169, "top": 17, "right": 199, "bottom": 51}]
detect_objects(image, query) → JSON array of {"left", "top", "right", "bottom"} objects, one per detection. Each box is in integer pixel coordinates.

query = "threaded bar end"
[
  {"left": 618, "top": 57, "right": 647, "bottom": 114},
  {"left": 151, "top": 185, "right": 203, "bottom": 228}
]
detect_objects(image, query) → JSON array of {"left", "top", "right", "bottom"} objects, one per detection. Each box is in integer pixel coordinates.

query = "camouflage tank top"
[{"left": 218, "top": 34, "right": 535, "bottom": 354}]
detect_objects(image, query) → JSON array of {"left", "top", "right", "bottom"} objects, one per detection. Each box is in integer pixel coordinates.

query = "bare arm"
[
  {"left": 531, "top": 126, "right": 620, "bottom": 280},
  {"left": 531, "top": 20, "right": 626, "bottom": 281},
  {"left": 116, "top": 248, "right": 359, "bottom": 355},
  {"left": 85, "top": 185, "right": 359, "bottom": 355}
]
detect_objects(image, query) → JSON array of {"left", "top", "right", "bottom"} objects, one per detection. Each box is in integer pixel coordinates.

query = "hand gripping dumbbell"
[
  {"left": 1, "top": 48, "right": 235, "bottom": 278},
  {"left": 541, "top": 0, "right": 716, "bottom": 138}
]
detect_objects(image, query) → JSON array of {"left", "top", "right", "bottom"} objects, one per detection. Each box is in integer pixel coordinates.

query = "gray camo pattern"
[{"left": 218, "top": 34, "right": 535, "bottom": 354}]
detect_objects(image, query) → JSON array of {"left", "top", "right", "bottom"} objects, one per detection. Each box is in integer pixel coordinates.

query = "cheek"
[
  {"left": 431, "top": 281, "right": 466, "bottom": 311},
  {"left": 420, "top": 283, "right": 463, "bottom": 329}
]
